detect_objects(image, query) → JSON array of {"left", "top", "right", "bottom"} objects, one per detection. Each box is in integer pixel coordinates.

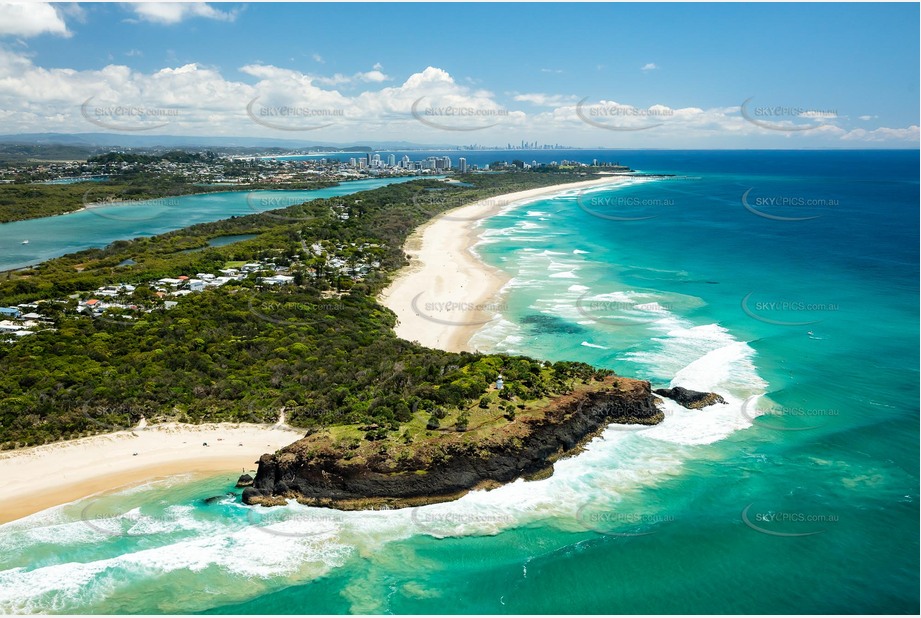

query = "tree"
[{"left": 455, "top": 410, "right": 469, "bottom": 432}]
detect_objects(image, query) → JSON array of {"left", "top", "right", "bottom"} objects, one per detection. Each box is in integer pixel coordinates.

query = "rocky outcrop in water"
[
  {"left": 242, "top": 378, "right": 663, "bottom": 509},
  {"left": 653, "top": 386, "right": 727, "bottom": 409}
]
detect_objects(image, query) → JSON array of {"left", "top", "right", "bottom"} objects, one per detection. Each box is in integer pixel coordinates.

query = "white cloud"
[
  {"left": 130, "top": 2, "right": 238, "bottom": 25},
  {"left": 0, "top": 2, "right": 69, "bottom": 37},
  {"left": 858, "top": 114, "right": 878, "bottom": 121},
  {"left": 357, "top": 69, "right": 388, "bottom": 83},
  {"left": 641, "top": 63, "right": 658, "bottom": 71},
  {"left": 513, "top": 93, "right": 578, "bottom": 107},
  {"left": 312, "top": 67, "right": 391, "bottom": 86},
  {"left": 312, "top": 73, "right": 352, "bottom": 87},
  {"left": 0, "top": 48, "right": 914, "bottom": 146},
  {"left": 312, "top": 53, "right": 324, "bottom": 64},
  {"left": 540, "top": 68, "right": 563, "bottom": 74},
  {"left": 840, "top": 125, "right": 919, "bottom": 142}
]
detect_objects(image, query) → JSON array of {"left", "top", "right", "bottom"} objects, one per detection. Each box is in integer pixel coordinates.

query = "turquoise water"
[
  {"left": 0, "top": 151, "right": 916, "bottom": 613},
  {"left": 0, "top": 177, "right": 424, "bottom": 271},
  {"left": 180, "top": 234, "right": 260, "bottom": 254}
]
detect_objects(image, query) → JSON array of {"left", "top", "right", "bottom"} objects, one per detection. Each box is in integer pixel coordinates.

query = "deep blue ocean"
[{"left": 0, "top": 150, "right": 917, "bottom": 614}]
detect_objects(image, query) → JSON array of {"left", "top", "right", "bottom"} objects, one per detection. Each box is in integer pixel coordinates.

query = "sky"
[{"left": 0, "top": 1, "right": 918, "bottom": 148}]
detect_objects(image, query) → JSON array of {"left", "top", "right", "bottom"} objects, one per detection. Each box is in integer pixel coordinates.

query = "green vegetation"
[
  {"left": 87, "top": 151, "right": 220, "bottom": 165},
  {"left": 0, "top": 170, "right": 607, "bottom": 448},
  {"left": 0, "top": 142, "right": 95, "bottom": 164}
]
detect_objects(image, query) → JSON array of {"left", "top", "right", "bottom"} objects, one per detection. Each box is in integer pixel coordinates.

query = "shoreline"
[
  {"left": 0, "top": 422, "right": 303, "bottom": 524},
  {"left": 379, "top": 175, "right": 638, "bottom": 352}
]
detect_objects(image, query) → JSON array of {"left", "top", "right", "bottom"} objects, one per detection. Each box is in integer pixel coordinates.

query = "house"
[
  {"left": 261, "top": 275, "right": 295, "bottom": 286},
  {"left": 187, "top": 279, "right": 205, "bottom": 292},
  {"left": 157, "top": 278, "right": 183, "bottom": 287},
  {"left": 241, "top": 263, "right": 262, "bottom": 272},
  {"left": 0, "top": 307, "right": 21, "bottom": 319}
]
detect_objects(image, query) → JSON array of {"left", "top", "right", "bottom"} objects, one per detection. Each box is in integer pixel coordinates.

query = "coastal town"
[
  {"left": 0, "top": 237, "right": 383, "bottom": 343},
  {"left": 1, "top": 148, "right": 629, "bottom": 185}
]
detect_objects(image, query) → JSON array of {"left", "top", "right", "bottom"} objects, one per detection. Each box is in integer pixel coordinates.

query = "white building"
[{"left": 261, "top": 275, "right": 295, "bottom": 286}]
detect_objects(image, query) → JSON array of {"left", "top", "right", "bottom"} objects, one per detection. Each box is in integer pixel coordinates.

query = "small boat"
[{"left": 21, "top": 240, "right": 29, "bottom": 244}]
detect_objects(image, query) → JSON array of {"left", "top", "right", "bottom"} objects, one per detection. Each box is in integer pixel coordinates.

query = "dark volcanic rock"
[
  {"left": 235, "top": 473, "right": 254, "bottom": 488},
  {"left": 653, "top": 386, "right": 727, "bottom": 409},
  {"left": 243, "top": 379, "right": 664, "bottom": 509}
]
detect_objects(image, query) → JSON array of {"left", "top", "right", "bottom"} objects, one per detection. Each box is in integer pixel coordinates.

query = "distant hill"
[{"left": 0, "top": 142, "right": 97, "bottom": 163}]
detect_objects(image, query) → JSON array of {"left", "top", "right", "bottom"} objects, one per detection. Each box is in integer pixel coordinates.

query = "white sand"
[
  {"left": 379, "top": 176, "right": 635, "bottom": 352},
  {"left": 0, "top": 422, "right": 302, "bottom": 524}
]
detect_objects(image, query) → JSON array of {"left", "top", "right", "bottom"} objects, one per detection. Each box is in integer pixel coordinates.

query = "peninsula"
[{"left": 0, "top": 166, "right": 719, "bottom": 520}]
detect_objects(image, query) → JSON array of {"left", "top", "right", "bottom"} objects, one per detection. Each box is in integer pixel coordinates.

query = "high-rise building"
[
  {"left": 387, "top": 154, "right": 396, "bottom": 167},
  {"left": 458, "top": 157, "right": 467, "bottom": 173},
  {"left": 442, "top": 156, "right": 451, "bottom": 170}
]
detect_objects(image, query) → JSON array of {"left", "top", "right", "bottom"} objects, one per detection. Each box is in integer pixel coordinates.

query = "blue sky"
[{"left": 0, "top": 2, "right": 918, "bottom": 147}]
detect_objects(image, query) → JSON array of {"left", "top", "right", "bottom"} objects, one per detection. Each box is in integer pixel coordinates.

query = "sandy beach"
[
  {"left": 0, "top": 422, "right": 303, "bottom": 524},
  {"left": 379, "top": 175, "right": 635, "bottom": 352}
]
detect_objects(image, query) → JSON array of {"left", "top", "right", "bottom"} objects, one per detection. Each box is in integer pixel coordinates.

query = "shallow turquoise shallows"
[{"left": 0, "top": 151, "right": 917, "bottom": 614}]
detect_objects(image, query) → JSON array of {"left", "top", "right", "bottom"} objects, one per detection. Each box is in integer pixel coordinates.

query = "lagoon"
[{"left": 0, "top": 177, "right": 423, "bottom": 271}]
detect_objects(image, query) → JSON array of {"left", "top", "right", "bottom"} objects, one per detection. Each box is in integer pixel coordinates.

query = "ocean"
[{"left": 0, "top": 150, "right": 917, "bottom": 614}]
